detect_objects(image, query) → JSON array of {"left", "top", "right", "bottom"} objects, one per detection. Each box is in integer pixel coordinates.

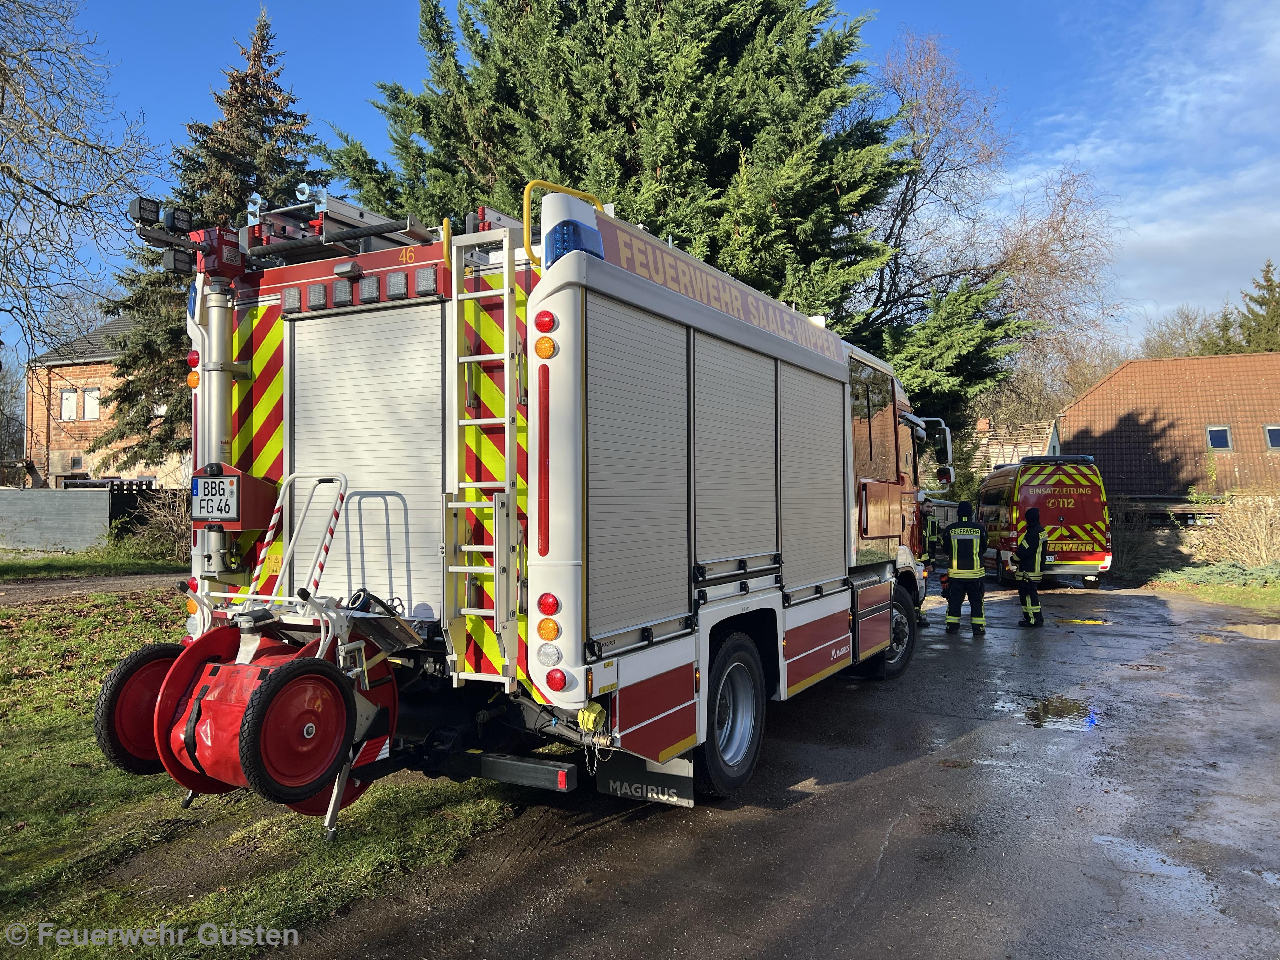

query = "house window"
[
  {"left": 60, "top": 389, "right": 77, "bottom": 421},
  {"left": 1206, "top": 425, "right": 1232, "bottom": 451},
  {"left": 70, "top": 456, "right": 83, "bottom": 470},
  {"left": 1266, "top": 426, "right": 1280, "bottom": 450},
  {"left": 84, "top": 387, "right": 100, "bottom": 421}
]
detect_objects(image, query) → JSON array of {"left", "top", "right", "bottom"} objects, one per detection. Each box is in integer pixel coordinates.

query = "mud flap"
[{"left": 595, "top": 753, "right": 694, "bottom": 808}]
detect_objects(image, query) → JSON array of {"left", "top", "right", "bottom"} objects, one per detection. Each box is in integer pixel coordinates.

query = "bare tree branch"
[{"left": 0, "top": 0, "right": 156, "bottom": 357}]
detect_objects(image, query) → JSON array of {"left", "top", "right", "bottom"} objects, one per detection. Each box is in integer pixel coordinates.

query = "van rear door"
[{"left": 1015, "top": 462, "right": 1109, "bottom": 572}]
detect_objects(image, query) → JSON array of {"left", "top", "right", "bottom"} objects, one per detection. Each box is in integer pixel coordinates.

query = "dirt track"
[
  {"left": 291, "top": 586, "right": 1280, "bottom": 960},
  {"left": 0, "top": 574, "right": 180, "bottom": 605}
]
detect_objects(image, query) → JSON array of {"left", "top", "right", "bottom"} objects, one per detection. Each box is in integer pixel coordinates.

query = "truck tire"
[
  {"left": 693, "top": 632, "right": 766, "bottom": 799},
  {"left": 856, "top": 585, "right": 918, "bottom": 680},
  {"left": 95, "top": 643, "right": 185, "bottom": 775},
  {"left": 881, "top": 585, "right": 918, "bottom": 679}
]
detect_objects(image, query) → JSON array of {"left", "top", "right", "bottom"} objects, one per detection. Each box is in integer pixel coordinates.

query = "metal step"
[
  {"left": 447, "top": 752, "right": 578, "bottom": 792},
  {"left": 460, "top": 544, "right": 495, "bottom": 553}
]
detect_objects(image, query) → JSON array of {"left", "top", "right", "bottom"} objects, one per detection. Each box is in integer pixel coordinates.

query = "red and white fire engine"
[{"left": 96, "top": 182, "right": 953, "bottom": 834}]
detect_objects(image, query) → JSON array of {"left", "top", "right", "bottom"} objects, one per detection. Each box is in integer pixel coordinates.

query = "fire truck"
[{"left": 95, "top": 183, "right": 953, "bottom": 834}]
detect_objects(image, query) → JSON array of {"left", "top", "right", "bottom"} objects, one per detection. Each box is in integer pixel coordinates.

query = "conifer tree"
[
  {"left": 1237, "top": 259, "right": 1280, "bottom": 354},
  {"left": 327, "top": 0, "right": 906, "bottom": 327},
  {"left": 94, "top": 10, "right": 328, "bottom": 471}
]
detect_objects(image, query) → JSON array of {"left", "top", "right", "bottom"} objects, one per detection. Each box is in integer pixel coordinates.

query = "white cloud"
[{"left": 1029, "top": 0, "right": 1280, "bottom": 326}]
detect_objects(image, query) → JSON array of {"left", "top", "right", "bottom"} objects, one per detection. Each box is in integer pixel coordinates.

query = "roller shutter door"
[
  {"left": 694, "top": 333, "right": 776, "bottom": 562},
  {"left": 779, "top": 363, "right": 847, "bottom": 589},
  {"left": 586, "top": 293, "right": 690, "bottom": 638},
  {"left": 290, "top": 303, "right": 444, "bottom": 619}
]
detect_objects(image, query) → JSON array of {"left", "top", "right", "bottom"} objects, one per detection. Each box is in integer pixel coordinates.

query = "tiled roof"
[
  {"left": 1058, "top": 354, "right": 1280, "bottom": 497},
  {"left": 30, "top": 316, "right": 136, "bottom": 367}
]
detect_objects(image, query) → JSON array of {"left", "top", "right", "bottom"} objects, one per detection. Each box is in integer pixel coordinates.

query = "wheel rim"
[
  {"left": 259, "top": 674, "right": 347, "bottom": 788},
  {"left": 714, "top": 661, "right": 756, "bottom": 767},
  {"left": 113, "top": 658, "right": 175, "bottom": 761},
  {"left": 885, "top": 605, "right": 911, "bottom": 666}
]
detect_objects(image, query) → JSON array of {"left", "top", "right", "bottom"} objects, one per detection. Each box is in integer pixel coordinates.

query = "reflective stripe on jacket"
[
  {"left": 1015, "top": 527, "right": 1049, "bottom": 582},
  {"left": 943, "top": 521, "right": 988, "bottom": 579}
]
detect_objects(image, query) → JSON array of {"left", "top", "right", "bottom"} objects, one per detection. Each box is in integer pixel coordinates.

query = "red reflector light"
[
  {"left": 186, "top": 577, "right": 198, "bottom": 593},
  {"left": 546, "top": 668, "right": 566, "bottom": 692},
  {"left": 535, "top": 310, "right": 555, "bottom": 333},
  {"left": 537, "top": 592, "right": 560, "bottom": 615},
  {"left": 557, "top": 769, "right": 568, "bottom": 790},
  {"left": 187, "top": 350, "right": 200, "bottom": 368}
]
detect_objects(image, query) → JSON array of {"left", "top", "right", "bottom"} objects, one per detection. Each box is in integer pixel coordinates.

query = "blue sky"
[{"left": 82, "top": 0, "right": 1280, "bottom": 335}]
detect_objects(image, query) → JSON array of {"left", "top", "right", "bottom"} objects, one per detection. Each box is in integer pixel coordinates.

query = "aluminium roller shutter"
[
  {"left": 779, "top": 363, "right": 847, "bottom": 589},
  {"left": 290, "top": 303, "right": 444, "bottom": 619},
  {"left": 693, "top": 332, "right": 777, "bottom": 562},
  {"left": 586, "top": 293, "right": 690, "bottom": 639}
]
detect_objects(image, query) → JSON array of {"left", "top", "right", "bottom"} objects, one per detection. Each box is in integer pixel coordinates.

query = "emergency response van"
[
  {"left": 94, "top": 181, "right": 954, "bottom": 835},
  {"left": 977, "top": 455, "right": 1112, "bottom": 586}
]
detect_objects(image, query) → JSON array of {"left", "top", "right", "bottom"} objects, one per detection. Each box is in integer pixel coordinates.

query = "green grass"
[
  {"left": 0, "top": 590, "right": 515, "bottom": 957},
  {"left": 1149, "top": 561, "right": 1280, "bottom": 612},
  {"left": 0, "top": 542, "right": 189, "bottom": 582}
]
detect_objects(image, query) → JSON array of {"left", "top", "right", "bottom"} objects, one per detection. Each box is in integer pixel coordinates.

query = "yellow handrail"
[
  {"left": 441, "top": 217, "right": 452, "bottom": 271},
  {"left": 522, "top": 180, "right": 604, "bottom": 268}
]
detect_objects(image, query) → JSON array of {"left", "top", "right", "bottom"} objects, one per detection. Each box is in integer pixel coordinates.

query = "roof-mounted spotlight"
[{"left": 128, "top": 197, "right": 161, "bottom": 226}]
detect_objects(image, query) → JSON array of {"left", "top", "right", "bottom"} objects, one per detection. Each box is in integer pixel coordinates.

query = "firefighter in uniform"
[
  {"left": 915, "top": 502, "right": 943, "bottom": 627},
  {"left": 1012, "top": 506, "right": 1049, "bottom": 627},
  {"left": 941, "top": 502, "right": 987, "bottom": 635}
]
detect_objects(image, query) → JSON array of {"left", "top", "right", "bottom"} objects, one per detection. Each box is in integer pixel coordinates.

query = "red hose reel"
[{"left": 96, "top": 624, "right": 397, "bottom": 816}]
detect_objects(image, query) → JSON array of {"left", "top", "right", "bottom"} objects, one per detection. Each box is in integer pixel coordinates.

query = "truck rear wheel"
[{"left": 693, "top": 632, "right": 765, "bottom": 798}]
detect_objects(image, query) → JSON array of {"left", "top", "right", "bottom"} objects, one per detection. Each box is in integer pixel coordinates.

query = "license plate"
[{"left": 192, "top": 476, "right": 239, "bottom": 521}]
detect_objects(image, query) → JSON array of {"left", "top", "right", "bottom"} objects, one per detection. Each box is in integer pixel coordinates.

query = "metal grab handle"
[
  {"left": 522, "top": 180, "right": 604, "bottom": 268},
  {"left": 247, "top": 473, "right": 349, "bottom": 602}
]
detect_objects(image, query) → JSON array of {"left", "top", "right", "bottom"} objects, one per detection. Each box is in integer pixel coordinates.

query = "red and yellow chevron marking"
[
  {"left": 229, "top": 300, "right": 285, "bottom": 597},
  {"left": 1013, "top": 464, "right": 1109, "bottom": 552},
  {"left": 456, "top": 265, "right": 545, "bottom": 701}
]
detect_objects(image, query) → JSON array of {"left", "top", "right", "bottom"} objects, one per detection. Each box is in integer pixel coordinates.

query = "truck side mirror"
[{"left": 936, "top": 466, "right": 955, "bottom": 485}]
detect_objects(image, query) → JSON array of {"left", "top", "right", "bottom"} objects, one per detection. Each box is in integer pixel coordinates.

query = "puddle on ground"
[
  {"left": 1120, "top": 662, "right": 1166, "bottom": 671},
  {"left": 1057, "top": 617, "right": 1112, "bottom": 625},
  {"left": 1197, "top": 634, "right": 1228, "bottom": 644},
  {"left": 1024, "top": 695, "right": 1097, "bottom": 729},
  {"left": 1225, "top": 623, "right": 1280, "bottom": 641}
]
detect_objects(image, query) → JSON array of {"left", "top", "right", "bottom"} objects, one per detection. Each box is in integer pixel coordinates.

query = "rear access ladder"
[{"left": 443, "top": 227, "right": 523, "bottom": 690}]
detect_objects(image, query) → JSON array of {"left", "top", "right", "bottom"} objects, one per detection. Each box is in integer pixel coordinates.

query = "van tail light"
[
  {"left": 537, "top": 592, "right": 559, "bottom": 615},
  {"left": 546, "top": 668, "right": 566, "bottom": 692},
  {"left": 538, "top": 364, "right": 550, "bottom": 557}
]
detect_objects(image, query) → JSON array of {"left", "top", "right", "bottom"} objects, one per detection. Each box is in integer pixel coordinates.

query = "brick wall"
[{"left": 24, "top": 363, "right": 187, "bottom": 488}]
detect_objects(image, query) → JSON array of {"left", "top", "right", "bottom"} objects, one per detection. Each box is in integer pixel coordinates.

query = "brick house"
[
  {"left": 24, "top": 318, "right": 187, "bottom": 488},
  {"left": 1057, "top": 354, "right": 1280, "bottom": 499}
]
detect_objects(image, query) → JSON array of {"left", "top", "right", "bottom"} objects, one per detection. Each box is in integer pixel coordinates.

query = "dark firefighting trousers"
[
  {"left": 946, "top": 578, "right": 985, "bottom": 631},
  {"left": 1017, "top": 574, "right": 1043, "bottom": 624}
]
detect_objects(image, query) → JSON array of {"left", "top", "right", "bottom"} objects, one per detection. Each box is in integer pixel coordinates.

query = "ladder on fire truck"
[{"left": 442, "top": 225, "right": 523, "bottom": 690}]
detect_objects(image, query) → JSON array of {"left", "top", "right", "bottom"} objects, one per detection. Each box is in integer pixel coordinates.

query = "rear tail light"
[
  {"left": 187, "top": 370, "right": 200, "bottom": 389},
  {"left": 534, "top": 336, "right": 556, "bottom": 359},
  {"left": 537, "top": 592, "right": 560, "bottom": 615},
  {"left": 535, "top": 310, "right": 556, "bottom": 333},
  {"left": 545, "top": 668, "right": 567, "bottom": 692},
  {"left": 186, "top": 577, "right": 198, "bottom": 592},
  {"left": 537, "top": 618, "right": 559, "bottom": 641},
  {"left": 186, "top": 350, "right": 200, "bottom": 368}
]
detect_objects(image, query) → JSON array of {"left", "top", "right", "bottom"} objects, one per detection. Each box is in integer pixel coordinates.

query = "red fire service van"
[
  {"left": 977, "top": 455, "right": 1112, "bottom": 587},
  {"left": 94, "top": 181, "right": 954, "bottom": 836}
]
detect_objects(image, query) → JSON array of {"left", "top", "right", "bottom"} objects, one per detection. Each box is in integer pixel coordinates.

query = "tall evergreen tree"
[
  {"left": 1237, "top": 259, "right": 1280, "bottom": 353},
  {"left": 93, "top": 9, "right": 328, "bottom": 471},
  {"left": 883, "top": 278, "right": 1031, "bottom": 427},
  {"left": 328, "top": 0, "right": 907, "bottom": 327}
]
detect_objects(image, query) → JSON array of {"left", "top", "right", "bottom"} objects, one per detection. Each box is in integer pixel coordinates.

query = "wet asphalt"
[{"left": 297, "top": 586, "right": 1280, "bottom": 960}]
